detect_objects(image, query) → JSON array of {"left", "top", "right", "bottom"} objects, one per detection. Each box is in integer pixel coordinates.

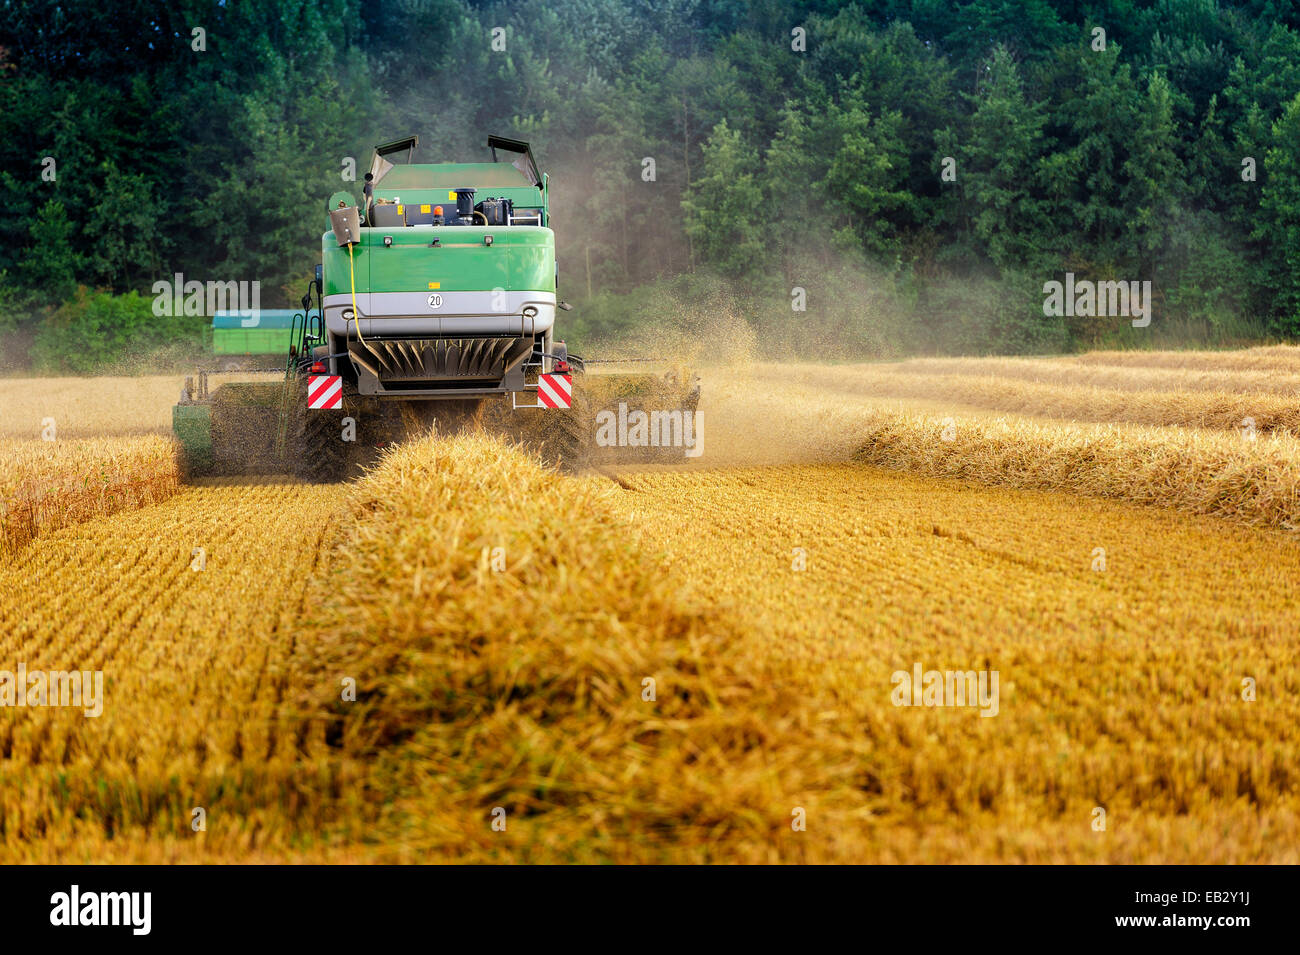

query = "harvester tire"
[
  {"left": 484, "top": 386, "right": 587, "bottom": 472},
  {"left": 290, "top": 377, "right": 353, "bottom": 482}
]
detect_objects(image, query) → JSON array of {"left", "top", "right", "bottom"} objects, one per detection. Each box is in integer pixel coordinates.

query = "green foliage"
[
  {"left": 683, "top": 121, "right": 767, "bottom": 278},
  {"left": 1257, "top": 93, "right": 1300, "bottom": 333},
  {"left": 1048, "top": 45, "right": 1142, "bottom": 261},
  {"left": 2, "top": 0, "right": 1299, "bottom": 363},
  {"left": 0, "top": 271, "right": 23, "bottom": 334},
  {"left": 21, "top": 200, "right": 82, "bottom": 306},
  {"left": 30, "top": 289, "right": 205, "bottom": 374},
  {"left": 85, "top": 161, "right": 163, "bottom": 289},
  {"left": 1122, "top": 72, "right": 1184, "bottom": 272},
  {"left": 960, "top": 47, "right": 1051, "bottom": 271}
]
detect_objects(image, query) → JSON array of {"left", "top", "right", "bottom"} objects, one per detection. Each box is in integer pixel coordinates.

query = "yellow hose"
[
  {"left": 348, "top": 240, "right": 365, "bottom": 346},
  {"left": 473, "top": 211, "right": 487, "bottom": 225}
]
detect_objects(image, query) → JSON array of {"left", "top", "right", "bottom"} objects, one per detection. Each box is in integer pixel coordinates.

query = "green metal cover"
[
  {"left": 322, "top": 226, "right": 555, "bottom": 295},
  {"left": 212, "top": 309, "right": 300, "bottom": 329},
  {"left": 212, "top": 326, "right": 295, "bottom": 355},
  {"left": 172, "top": 403, "right": 212, "bottom": 470}
]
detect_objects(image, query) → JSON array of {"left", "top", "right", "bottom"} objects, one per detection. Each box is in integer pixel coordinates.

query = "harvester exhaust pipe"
[{"left": 455, "top": 188, "right": 476, "bottom": 224}]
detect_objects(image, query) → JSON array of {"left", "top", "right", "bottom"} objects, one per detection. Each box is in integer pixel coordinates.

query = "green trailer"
[{"left": 210, "top": 310, "right": 299, "bottom": 369}]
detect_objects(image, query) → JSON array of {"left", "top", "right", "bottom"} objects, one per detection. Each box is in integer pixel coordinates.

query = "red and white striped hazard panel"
[
  {"left": 307, "top": 375, "right": 343, "bottom": 410},
  {"left": 537, "top": 373, "right": 572, "bottom": 409}
]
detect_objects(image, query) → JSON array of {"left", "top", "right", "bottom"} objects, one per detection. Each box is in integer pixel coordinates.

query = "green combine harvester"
[{"left": 173, "top": 135, "right": 698, "bottom": 478}]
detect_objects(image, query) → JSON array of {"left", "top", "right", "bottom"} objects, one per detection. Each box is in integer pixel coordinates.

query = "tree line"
[{"left": 3, "top": 0, "right": 1300, "bottom": 369}]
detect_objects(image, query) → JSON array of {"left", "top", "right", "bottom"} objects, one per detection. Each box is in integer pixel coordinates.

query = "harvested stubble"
[
  {"left": 697, "top": 372, "right": 1300, "bottom": 529},
  {"left": 9, "top": 355, "right": 1300, "bottom": 863},
  {"left": 1068, "top": 343, "right": 1300, "bottom": 372},
  {"left": 609, "top": 463, "right": 1300, "bottom": 862},
  {"left": 754, "top": 364, "right": 1300, "bottom": 435},
  {"left": 0, "top": 436, "right": 180, "bottom": 558},
  {"left": 0, "top": 433, "right": 864, "bottom": 862},
  {"left": 7, "top": 421, "right": 1300, "bottom": 862},
  {"left": 0, "top": 477, "right": 349, "bottom": 863}
]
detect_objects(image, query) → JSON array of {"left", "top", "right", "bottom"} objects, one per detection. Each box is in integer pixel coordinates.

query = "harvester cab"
[{"left": 172, "top": 135, "right": 699, "bottom": 479}]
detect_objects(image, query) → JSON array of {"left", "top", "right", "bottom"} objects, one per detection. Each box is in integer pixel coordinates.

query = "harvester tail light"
[
  {"left": 554, "top": 360, "right": 571, "bottom": 374},
  {"left": 310, "top": 361, "right": 326, "bottom": 374}
]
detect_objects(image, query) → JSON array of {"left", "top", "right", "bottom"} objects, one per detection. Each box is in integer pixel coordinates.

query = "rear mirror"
[{"left": 314, "top": 264, "right": 323, "bottom": 294}]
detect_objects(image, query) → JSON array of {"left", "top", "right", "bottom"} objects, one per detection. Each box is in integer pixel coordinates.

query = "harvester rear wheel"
[{"left": 290, "top": 377, "right": 354, "bottom": 483}]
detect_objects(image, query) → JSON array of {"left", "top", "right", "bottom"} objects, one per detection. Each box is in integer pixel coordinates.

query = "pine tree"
[
  {"left": 1122, "top": 71, "right": 1183, "bottom": 276},
  {"left": 1047, "top": 45, "right": 1141, "bottom": 265},
  {"left": 682, "top": 120, "right": 765, "bottom": 279},
  {"left": 1257, "top": 94, "right": 1300, "bottom": 331},
  {"left": 21, "top": 199, "right": 81, "bottom": 305},
  {"left": 963, "top": 46, "right": 1050, "bottom": 271}
]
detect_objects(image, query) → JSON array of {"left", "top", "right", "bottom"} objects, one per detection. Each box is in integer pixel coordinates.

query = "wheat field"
[
  {"left": 610, "top": 463, "right": 1300, "bottom": 861},
  {"left": 0, "top": 372, "right": 276, "bottom": 439},
  {"left": 0, "top": 436, "right": 180, "bottom": 558},
  {"left": 0, "top": 477, "right": 349, "bottom": 862},
  {"left": 2, "top": 344, "right": 1299, "bottom": 862}
]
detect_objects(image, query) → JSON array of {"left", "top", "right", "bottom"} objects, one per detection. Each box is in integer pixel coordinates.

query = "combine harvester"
[{"left": 173, "top": 135, "right": 697, "bottom": 478}]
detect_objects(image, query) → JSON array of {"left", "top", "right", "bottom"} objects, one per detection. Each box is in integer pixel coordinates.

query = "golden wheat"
[
  {"left": 890, "top": 355, "right": 1300, "bottom": 397},
  {"left": 609, "top": 462, "right": 1300, "bottom": 862},
  {"left": 691, "top": 371, "right": 1300, "bottom": 529},
  {"left": 287, "top": 428, "right": 1300, "bottom": 862},
  {"left": 750, "top": 364, "right": 1300, "bottom": 435},
  {"left": 0, "top": 477, "right": 348, "bottom": 863},
  {"left": 6, "top": 424, "right": 1299, "bottom": 863},
  {"left": 289, "top": 432, "right": 858, "bottom": 862},
  {"left": 844, "top": 407, "right": 1300, "bottom": 529},
  {"left": 1068, "top": 343, "right": 1300, "bottom": 372},
  {"left": 0, "top": 436, "right": 180, "bottom": 558},
  {"left": 0, "top": 373, "right": 276, "bottom": 439},
  {"left": 6, "top": 350, "right": 1300, "bottom": 864}
]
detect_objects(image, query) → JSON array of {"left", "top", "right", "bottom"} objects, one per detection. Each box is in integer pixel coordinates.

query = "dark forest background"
[{"left": 4, "top": 0, "right": 1300, "bottom": 371}]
